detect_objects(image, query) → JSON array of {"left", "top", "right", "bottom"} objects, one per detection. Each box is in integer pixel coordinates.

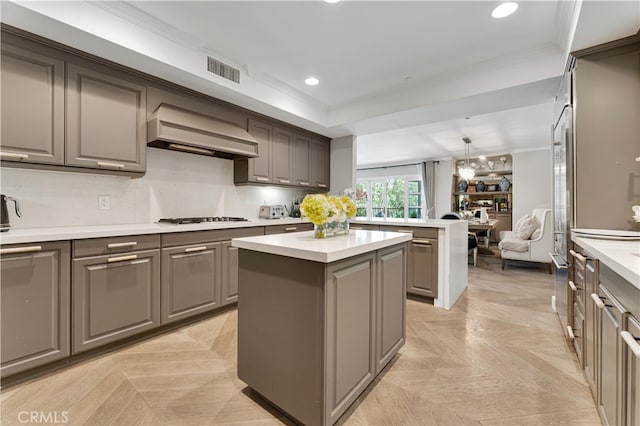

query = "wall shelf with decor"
[{"left": 451, "top": 154, "right": 513, "bottom": 243}]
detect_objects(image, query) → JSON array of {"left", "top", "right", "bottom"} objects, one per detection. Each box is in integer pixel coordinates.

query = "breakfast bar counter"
[{"left": 232, "top": 230, "right": 411, "bottom": 425}]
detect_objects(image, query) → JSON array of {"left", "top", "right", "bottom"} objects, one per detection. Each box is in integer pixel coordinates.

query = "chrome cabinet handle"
[
  {"left": 568, "top": 280, "right": 577, "bottom": 291},
  {"left": 107, "top": 254, "right": 138, "bottom": 263},
  {"left": 317, "top": 183, "right": 328, "bottom": 188},
  {"left": 412, "top": 239, "right": 431, "bottom": 245},
  {"left": 621, "top": 331, "right": 640, "bottom": 358},
  {"left": 97, "top": 161, "right": 125, "bottom": 169},
  {"left": 0, "top": 245, "right": 42, "bottom": 255},
  {"left": 279, "top": 179, "right": 291, "bottom": 184},
  {"left": 284, "top": 227, "right": 297, "bottom": 232},
  {"left": 107, "top": 242, "right": 137, "bottom": 249},
  {"left": 566, "top": 325, "right": 576, "bottom": 340},
  {"left": 299, "top": 181, "right": 310, "bottom": 186},
  {"left": 569, "top": 249, "right": 586, "bottom": 262},
  {"left": 185, "top": 246, "right": 207, "bottom": 253},
  {"left": 255, "top": 177, "right": 269, "bottom": 182},
  {"left": 0, "top": 151, "right": 29, "bottom": 160},
  {"left": 591, "top": 293, "right": 605, "bottom": 309}
]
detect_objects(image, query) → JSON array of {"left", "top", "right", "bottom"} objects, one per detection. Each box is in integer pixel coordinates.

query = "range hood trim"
[{"left": 147, "top": 104, "right": 259, "bottom": 159}]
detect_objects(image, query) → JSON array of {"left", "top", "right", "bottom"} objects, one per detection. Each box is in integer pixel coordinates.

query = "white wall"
[
  {"left": 330, "top": 135, "right": 356, "bottom": 194},
  {"left": 0, "top": 148, "right": 310, "bottom": 229},
  {"left": 512, "top": 148, "right": 552, "bottom": 221}
]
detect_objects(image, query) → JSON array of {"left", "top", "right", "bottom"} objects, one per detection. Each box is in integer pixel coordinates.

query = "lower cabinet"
[
  {"left": 72, "top": 247, "right": 160, "bottom": 353},
  {"left": 221, "top": 241, "right": 238, "bottom": 305},
  {"left": 623, "top": 316, "right": 640, "bottom": 426},
  {"left": 0, "top": 241, "right": 70, "bottom": 377},
  {"left": 264, "top": 222, "right": 313, "bottom": 235},
  {"left": 161, "top": 242, "right": 221, "bottom": 324}
]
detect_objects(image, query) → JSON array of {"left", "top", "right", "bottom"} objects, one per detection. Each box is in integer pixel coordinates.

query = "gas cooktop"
[{"left": 158, "top": 217, "right": 249, "bottom": 225}]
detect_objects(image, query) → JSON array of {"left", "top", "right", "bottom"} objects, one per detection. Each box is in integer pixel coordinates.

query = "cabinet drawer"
[
  {"left": 264, "top": 222, "right": 313, "bottom": 235},
  {"left": 161, "top": 226, "right": 264, "bottom": 247},
  {"left": 73, "top": 234, "right": 160, "bottom": 257},
  {"left": 349, "top": 224, "right": 380, "bottom": 231},
  {"left": 380, "top": 226, "right": 438, "bottom": 239}
]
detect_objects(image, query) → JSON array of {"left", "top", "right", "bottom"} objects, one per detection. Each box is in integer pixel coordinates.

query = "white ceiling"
[{"left": 3, "top": 1, "right": 639, "bottom": 166}]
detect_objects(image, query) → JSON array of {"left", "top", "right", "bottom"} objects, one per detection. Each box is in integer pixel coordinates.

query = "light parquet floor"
[{"left": 1, "top": 256, "right": 601, "bottom": 425}]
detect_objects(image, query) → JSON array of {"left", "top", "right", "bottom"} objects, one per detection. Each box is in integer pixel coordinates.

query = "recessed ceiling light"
[
  {"left": 491, "top": 2, "right": 518, "bottom": 18},
  {"left": 305, "top": 77, "right": 319, "bottom": 86}
]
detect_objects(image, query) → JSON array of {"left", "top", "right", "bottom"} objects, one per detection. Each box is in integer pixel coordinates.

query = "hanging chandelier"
[{"left": 458, "top": 137, "right": 475, "bottom": 180}]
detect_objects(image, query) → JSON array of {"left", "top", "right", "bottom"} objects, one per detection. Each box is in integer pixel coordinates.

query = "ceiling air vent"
[{"left": 207, "top": 56, "right": 240, "bottom": 84}]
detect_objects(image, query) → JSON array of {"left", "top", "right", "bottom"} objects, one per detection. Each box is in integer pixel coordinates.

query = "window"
[{"left": 356, "top": 176, "right": 423, "bottom": 219}]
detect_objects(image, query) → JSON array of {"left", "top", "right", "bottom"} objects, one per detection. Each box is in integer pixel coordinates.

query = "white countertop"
[
  {"left": 0, "top": 218, "right": 310, "bottom": 245},
  {"left": 352, "top": 217, "right": 467, "bottom": 229},
  {"left": 232, "top": 230, "right": 412, "bottom": 263},
  {"left": 572, "top": 235, "right": 640, "bottom": 289}
]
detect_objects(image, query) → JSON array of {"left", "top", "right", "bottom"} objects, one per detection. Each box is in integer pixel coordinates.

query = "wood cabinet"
[
  {"left": 221, "top": 241, "right": 239, "bottom": 305},
  {"left": 272, "top": 127, "right": 293, "bottom": 185},
  {"left": 292, "top": 133, "right": 311, "bottom": 187},
  {"left": 624, "top": 315, "right": 640, "bottom": 426},
  {"left": 72, "top": 235, "right": 160, "bottom": 353},
  {"left": 264, "top": 222, "right": 313, "bottom": 235},
  {"left": 0, "top": 242, "right": 70, "bottom": 378},
  {"left": 0, "top": 43, "right": 65, "bottom": 166},
  {"left": 240, "top": 118, "right": 272, "bottom": 183},
  {"left": 311, "top": 138, "right": 330, "bottom": 190},
  {"left": 350, "top": 224, "right": 380, "bottom": 231},
  {"left": 161, "top": 242, "right": 221, "bottom": 324},
  {"left": 237, "top": 242, "right": 406, "bottom": 425},
  {"left": 66, "top": 63, "right": 147, "bottom": 173}
]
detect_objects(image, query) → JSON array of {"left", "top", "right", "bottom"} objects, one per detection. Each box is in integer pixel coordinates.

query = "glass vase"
[
  {"left": 314, "top": 223, "right": 327, "bottom": 239},
  {"left": 314, "top": 221, "right": 349, "bottom": 239}
]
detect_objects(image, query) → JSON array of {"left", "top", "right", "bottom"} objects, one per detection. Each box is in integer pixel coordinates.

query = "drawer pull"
[
  {"left": 566, "top": 325, "right": 575, "bottom": 340},
  {"left": 569, "top": 249, "right": 586, "bottom": 262},
  {"left": 284, "top": 227, "right": 297, "bottom": 232},
  {"left": 412, "top": 239, "right": 431, "bottom": 246},
  {"left": 591, "top": 293, "right": 605, "bottom": 309},
  {"left": 185, "top": 246, "right": 207, "bottom": 253},
  {"left": 279, "top": 179, "right": 291, "bottom": 184},
  {"left": 107, "top": 254, "right": 138, "bottom": 263},
  {"left": 0, "top": 245, "right": 42, "bottom": 255},
  {"left": 97, "top": 161, "right": 125, "bottom": 169},
  {"left": 299, "top": 181, "right": 310, "bottom": 186},
  {"left": 107, "top": 242, "right": 138, "bottom": 249},
  {"left": 568, "top": 280, "right": 577, "bottom": 291},
  {"left": 317, "top": 183, "right": 328, "bottom": 188},
  {"left": 255, "top": 177, "right": 269, "bottom": 182},
  {"left": 395, "top": 230, "right": 414, "bottom": 235},
  {"left": 621, "top": 331, "right": 640, "bottom": 358},
  {"left": 0, "top": 151, "right": 29, "bottom": 160}
]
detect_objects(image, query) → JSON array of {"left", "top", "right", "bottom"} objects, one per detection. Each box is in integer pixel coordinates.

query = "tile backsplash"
[{"left": 0, "top": 148, "right": 309, "bottom": 229}]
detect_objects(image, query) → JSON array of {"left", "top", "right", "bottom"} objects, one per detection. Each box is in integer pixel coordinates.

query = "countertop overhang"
[
  {"left": 232, "top": 230, "right": 412, "bottom": 263},
  {"left": 352, "top": 217, "right": 468, "bottom": 229},
  {"left": 572, "top": 235, "right": 640, "bottom": 289}
]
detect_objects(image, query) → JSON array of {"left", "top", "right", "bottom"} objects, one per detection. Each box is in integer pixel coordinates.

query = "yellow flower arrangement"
[{"left": 300, "top": 192, "right": 357, "bottom": 231}]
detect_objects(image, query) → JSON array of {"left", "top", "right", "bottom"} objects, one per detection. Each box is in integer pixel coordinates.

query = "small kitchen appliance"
[
  {"left": 259, "top": 205, "right": 286, "bottom": 219},
  {"left": 290, "top": 197, "right": 301, "bottom": 218},
  {"left": 1, "top": 194, "right": 22, "bottom": 232}
]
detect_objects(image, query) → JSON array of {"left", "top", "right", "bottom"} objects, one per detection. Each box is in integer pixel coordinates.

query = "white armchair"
[{"left": 499, "top": 208, "right": 553, "bottom": 273}]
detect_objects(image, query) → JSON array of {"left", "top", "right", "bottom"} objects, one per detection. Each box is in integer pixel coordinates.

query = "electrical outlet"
[{"left": 98, "top": 195, "right": 111, "bottom": 210}]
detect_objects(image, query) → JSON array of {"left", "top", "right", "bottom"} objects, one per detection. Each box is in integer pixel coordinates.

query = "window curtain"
[{"left": 421, "top": 161, "right": 436, "bottom": 218}]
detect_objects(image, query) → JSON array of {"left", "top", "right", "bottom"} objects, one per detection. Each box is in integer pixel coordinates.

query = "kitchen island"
[{"left": 232, "top": 230, "right": 411, "bottom": 425}]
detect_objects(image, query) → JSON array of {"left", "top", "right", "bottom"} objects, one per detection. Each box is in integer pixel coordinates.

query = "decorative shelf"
[{"left": 454, "top": 191, "right": 512, "bottom": 196}]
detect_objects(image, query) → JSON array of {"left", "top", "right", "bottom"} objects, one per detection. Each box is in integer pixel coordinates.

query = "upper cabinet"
[
  {"left": 0, "top": 43, "right": 65, "bottom": 165},
  {"left": 235, "top": 117, "right": 330, "bottom": 190},
  {"left": 0, "top": 33, "right": 147, "bottom": 176},
  {"left": 66, "top": 64, "right": 147, "bottom": 173}
]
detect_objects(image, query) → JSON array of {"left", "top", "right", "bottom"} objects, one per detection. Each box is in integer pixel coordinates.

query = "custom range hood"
[{"left": 147, "top": 104, "right": 259, "bottom": 159}]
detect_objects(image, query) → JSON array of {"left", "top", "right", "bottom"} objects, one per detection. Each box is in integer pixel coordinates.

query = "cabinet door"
[
  {"left": 0, "top": 43, "right": 64, "bottom": 165},
  {"left": 66, "top": 63, "right": 147, "bottom": 173},
  {"left": 272, "top": 127, "right": 293, "bottom": 185},
  {"left": 624, "top": 316, "right": 640, "bottom": 426},
  {"left": 161, "top": 242, "right": 221, "bottom": 324},
  {"left": 491, "top": 213, "right": 512, "bottom": 243},
  {"left": 311, "top": 139, "right": 330, "bottom": 190},
  {"left": 407, "top": 238, "right": 439, "bottom": 298},
  {"left": 584, "top": 259, "right": 598, "bottom": 394},
  {"left": 376, "top": 244, "right": 406, "bottom": 372},
  {"left": 247, "top": 118, "right": 272, "bottom": 183},
  {"left": 292, "top": 134, "right": 311, "bottom": 187},
  {"left": 221, "top": 241, "right": 238, "bottom": 306},
  {"left": 1, "top": 242, "right": 70, "bottom": 377},
  {"left": 325, "top": 253, "right": 376, "bottom": 424},
  {"left": 72, "top": 249, "right": 160, "bottom": 353}
]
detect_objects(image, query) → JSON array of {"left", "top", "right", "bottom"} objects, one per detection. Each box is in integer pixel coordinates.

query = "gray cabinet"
[
  {"left": 624, "top": 316, "right": 640, "bottom": 426},
  {"left": 292, "top": 133, "right": 311, "bottom": 187},
  {"left": 72, "top": 235, "right": 160, "bottom": 353},
  {"left": 221, "top": 241, "right": 239, "bottom": 305},
  {"left": 0, "top": 242, "right": 70, "bottom": 377},
  {"left": 66, "top": 63, "right": 147, "bottom": 173},
  {"left": 273, "top": 127, "right": 293, "bottom": 185},
  {"left": 264, "top": 222, "right": 313, "bottom": 235},
  {"left": 161, "top": 242, "right": 221, "bottom": 324},
  {"left": 0, "top": 43, "right": 65, "bottom": 166},
  {"left": 241, "top": 118, "right": 272, "bottom": 183},
  {"left": 311, "top": 138, "right": 330, "bottom": 190}
]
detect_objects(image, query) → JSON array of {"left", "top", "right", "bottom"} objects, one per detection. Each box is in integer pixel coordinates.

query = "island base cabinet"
[
  {"left": 237, "top": 243, "right": 406, "bottom": 425},
  {"left": 1, "top": 242, "right": 70, "bottom": 378},
  {"left": 221, "top": 241, "right": 238, "bottom": 305},
  {"left": 161, "top": 243, "right": 221, "bottom": 324},
  {"left": 407, "top": 237, "right": 438, "bottom": 298},
  {"left": 72, "top": 249, "right": 160, "bottom": 354}
]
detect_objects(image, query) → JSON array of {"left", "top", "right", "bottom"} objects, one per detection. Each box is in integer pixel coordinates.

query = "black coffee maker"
[{"left": 1, "top": 194, "right": 22, "bottom": 232}]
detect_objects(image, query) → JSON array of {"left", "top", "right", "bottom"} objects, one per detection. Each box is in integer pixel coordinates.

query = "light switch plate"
[{"left": 98, "top": 195, "right": 111, "bottom": 210}]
